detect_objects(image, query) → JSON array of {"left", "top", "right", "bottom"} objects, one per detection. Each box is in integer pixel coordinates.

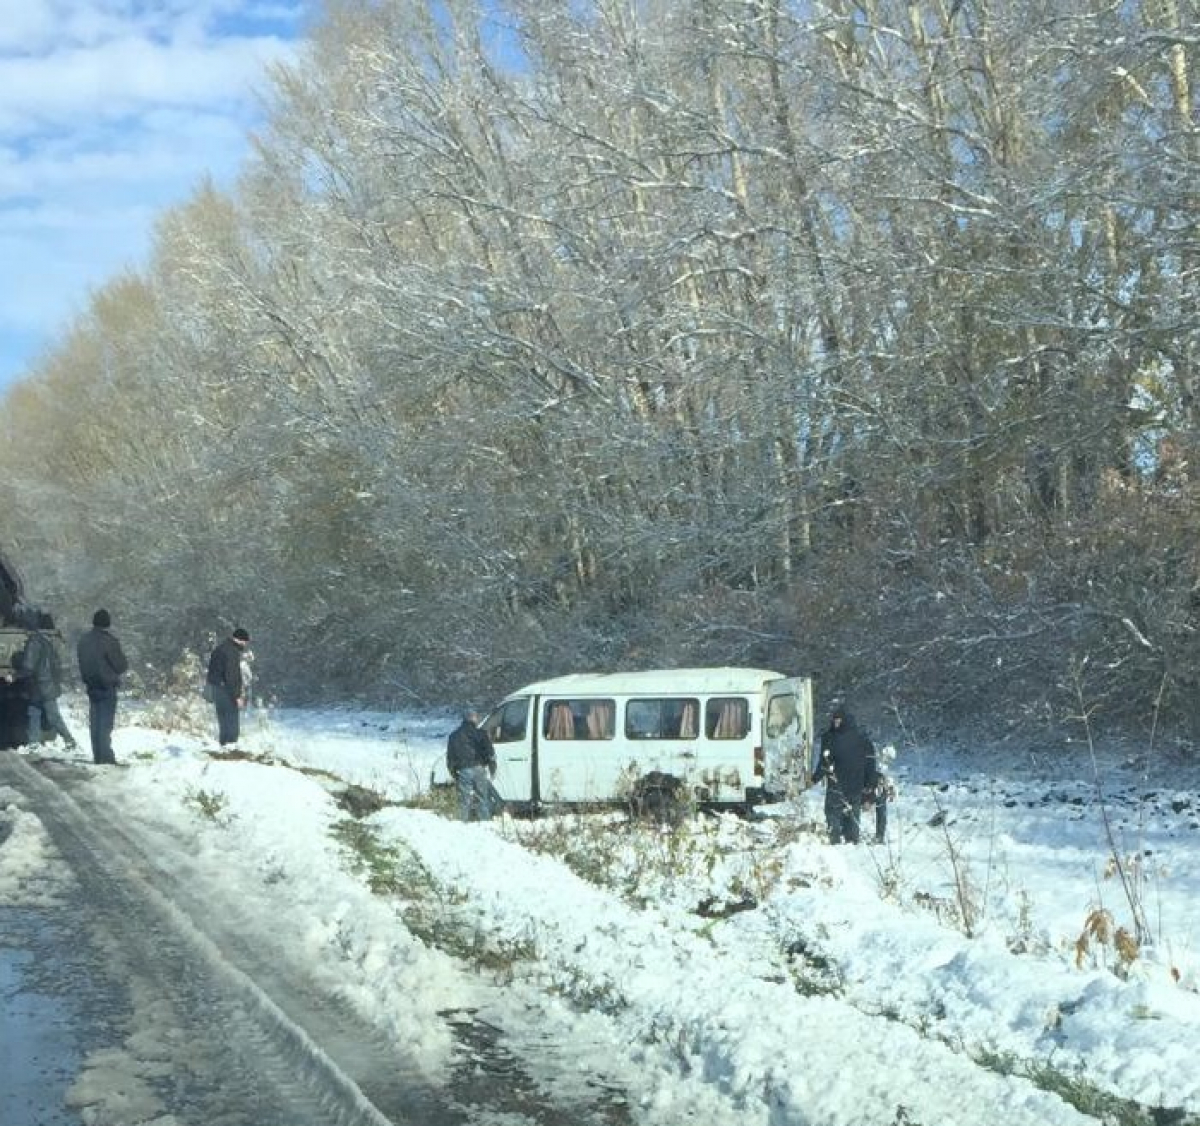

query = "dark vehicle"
[{"left": 1, "top": 549, "right": 38, "bottom": 748}]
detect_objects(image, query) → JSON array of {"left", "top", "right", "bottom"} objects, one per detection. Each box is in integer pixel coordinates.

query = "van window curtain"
[
  {"left": 679, "top": 702, "right": 698, "bottom": 738},
  {"left": 711, "top": 699, "right": 748, "bottom": 739},
  {"left": 546, "top": 703, "right": 575, "bottom": 740},
  {"left": 586, "top": 701, "right": 614, "bottom": 739}
]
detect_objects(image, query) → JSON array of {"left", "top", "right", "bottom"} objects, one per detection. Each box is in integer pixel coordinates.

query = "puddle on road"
[{"left": 0, "top": 909, "right": 87, "bottom": 1126}]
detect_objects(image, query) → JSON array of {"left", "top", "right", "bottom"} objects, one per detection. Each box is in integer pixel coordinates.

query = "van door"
[
  {"left": 482, "top": 697, "right": 534, "bottom": 803},
  {"left": 762, "top": 677, "right": 814, "bottom": 796}
]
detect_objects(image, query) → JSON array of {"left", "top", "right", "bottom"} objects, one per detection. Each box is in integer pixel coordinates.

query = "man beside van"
[
  {"left": 813, "top": 702, "right": 877, "bottom": 844},
  {"left": 446, "top": 710, "right": 497, "bottom": 822}
]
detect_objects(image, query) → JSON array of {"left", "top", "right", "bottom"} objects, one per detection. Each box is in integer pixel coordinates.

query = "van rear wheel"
[{"left": 628, "top": 771, "right": 686, "bottom": 825}]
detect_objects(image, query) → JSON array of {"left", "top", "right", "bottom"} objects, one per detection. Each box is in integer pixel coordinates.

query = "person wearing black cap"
[
  {"left": 812, "top": 701, "right": 878, "bottom": 844},
  {"left": 76, "top": 609, "right": 128, "bottom": 765},
  {"left": 206, "top": 627, "right": 251, "bottom": 747}
]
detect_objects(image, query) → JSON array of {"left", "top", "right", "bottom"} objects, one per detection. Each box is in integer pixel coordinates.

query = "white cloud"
[
  {"left": 1, "top": 110, "right": 247, "bottom": 196},
  {"left": 0, "top": 1, "right": 307, "bottom": 387},
  {"left": 0, "top": 34, "right": 296, "bottom": 135},
  {"left": 0, "top": 1, "right": 304, "bottom": 54}
]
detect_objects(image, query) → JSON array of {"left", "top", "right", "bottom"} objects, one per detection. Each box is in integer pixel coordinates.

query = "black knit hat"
[
  {"left": 233, "top": 627, "right": 250, "bottom": 642},
  {"left": 93, "top": 609, "right": 111, "bottom": 628}
]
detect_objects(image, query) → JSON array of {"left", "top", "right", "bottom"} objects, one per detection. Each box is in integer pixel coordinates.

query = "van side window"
[
  {"left": 543, "top": 699, "right": 615, "bottom": 740},
  {"left": 625, "top": 698, "right": 700, "bottom": 739},
  {"left": 488, "top": 699, "right": 529, "bottom": 744},
  {"left": 706, "top": 697, "right": 749, "bottom": 739}
]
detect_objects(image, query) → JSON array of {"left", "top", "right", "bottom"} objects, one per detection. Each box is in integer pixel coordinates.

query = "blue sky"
[{"left": 0, "top": 1, "right": 309, "bottom": 393}]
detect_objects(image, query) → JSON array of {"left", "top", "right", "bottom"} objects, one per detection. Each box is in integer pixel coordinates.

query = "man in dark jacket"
[
  {"left": 813, "top": 703, "right": 877, "bottom": 845},
  {"left": 76, "top": 609, "right": 128, "bottom": 765},
  {"left": 206, "top": 627, "right": 250, "bottom": 747},
  {"left": 446, "top": 710, "right": 497, "bottom": 822},
  {"left": 17, "top": 613, "right": 76, "bottom": 749}
]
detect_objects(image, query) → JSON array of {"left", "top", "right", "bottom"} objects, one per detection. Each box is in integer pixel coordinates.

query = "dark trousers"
[
  {"left": 86, "top": 687, "right": 118, "bottom": 765},
  {"left": 455, "top": 765, "right": 494, "bottom": 821},
  {"left": 874, "top": 793, "right": 887, "bottom": 842},
  {"left": 213, "top": 685, "right": 240, "bottom": 745},
  {"left": 825, "top": 788, "right": 861, "bottom": 844}
]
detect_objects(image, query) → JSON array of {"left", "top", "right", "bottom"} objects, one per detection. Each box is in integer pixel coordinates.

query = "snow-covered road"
[{"left": 3, "top": 753, "right": 636, "bottom": 1126}]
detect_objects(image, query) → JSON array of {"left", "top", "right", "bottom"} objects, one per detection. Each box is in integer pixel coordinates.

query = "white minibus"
[{"left": 479, "top": 667, "right": 814, "bottom": 811}]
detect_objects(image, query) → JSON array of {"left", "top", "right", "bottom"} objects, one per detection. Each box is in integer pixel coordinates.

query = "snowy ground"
[{"left": 3, "top": 694, "right": 1199, "bottom": 1126}]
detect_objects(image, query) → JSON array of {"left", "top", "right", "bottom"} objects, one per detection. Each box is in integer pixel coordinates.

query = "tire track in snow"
[
  {"left": 8, "top": 755, "right": 637, "bottom": 1126},
  {"left": 2, "top": 754, "right": 417, "bottom": 1126}
]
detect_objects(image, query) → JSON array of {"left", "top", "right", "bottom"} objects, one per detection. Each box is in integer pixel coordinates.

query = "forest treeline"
[{"left": 0, "top": 0, "right": 1196, "bottom": 743}]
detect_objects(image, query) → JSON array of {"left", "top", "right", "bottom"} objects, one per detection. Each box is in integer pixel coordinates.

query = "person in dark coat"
[
  {"left": 813, "top": 703, "right": 878, "bottom": 845},
  {"left": 17, "top": 613, "right": 76, "bottom": 749},
  {"left": 76, "top": 609, "right": 128, "bottom": 765},
  {"left": 446, "top": 710, "right": 497, "bottom": 821},
  {"left": 206, "top": 628, "right": 250, "bottom": 747}
]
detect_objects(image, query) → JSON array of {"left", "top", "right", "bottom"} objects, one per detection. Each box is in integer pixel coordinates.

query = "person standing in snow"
[
  {"left": 16, "top": 612, "right": 77, "bottom": 749},
  {"left": 206, "top": 627, "right": 251, "bottom": 747},
  {"left": 812, "top": 702, "right": 878, "bottom": 844},
  {"left": 446, "top": 710, "right": 497, "bottom": 822},
  {"left": 76, "top": 609, "right": 128, "bottom": 765}
]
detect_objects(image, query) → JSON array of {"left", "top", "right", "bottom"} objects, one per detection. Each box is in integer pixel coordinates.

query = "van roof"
[{"left": 502, "top": 667, "right": 794, "bottom": 700}]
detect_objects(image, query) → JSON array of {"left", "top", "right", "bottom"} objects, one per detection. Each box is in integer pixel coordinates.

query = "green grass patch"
[
  {"left": 330, "top": 817, "right": 536, "bottom": 977},
  {"left": 331, "top": 817, "right": 408, "bottom": 895},
  {"left": 184, "top": 786, "right": 232, "bottom": 824},
  {"left": 975, "top": 1049, "right": 1199, "bottom": 1125},
  {"left": 397, "top": 782, "right": 457, "bottom": 818}
]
